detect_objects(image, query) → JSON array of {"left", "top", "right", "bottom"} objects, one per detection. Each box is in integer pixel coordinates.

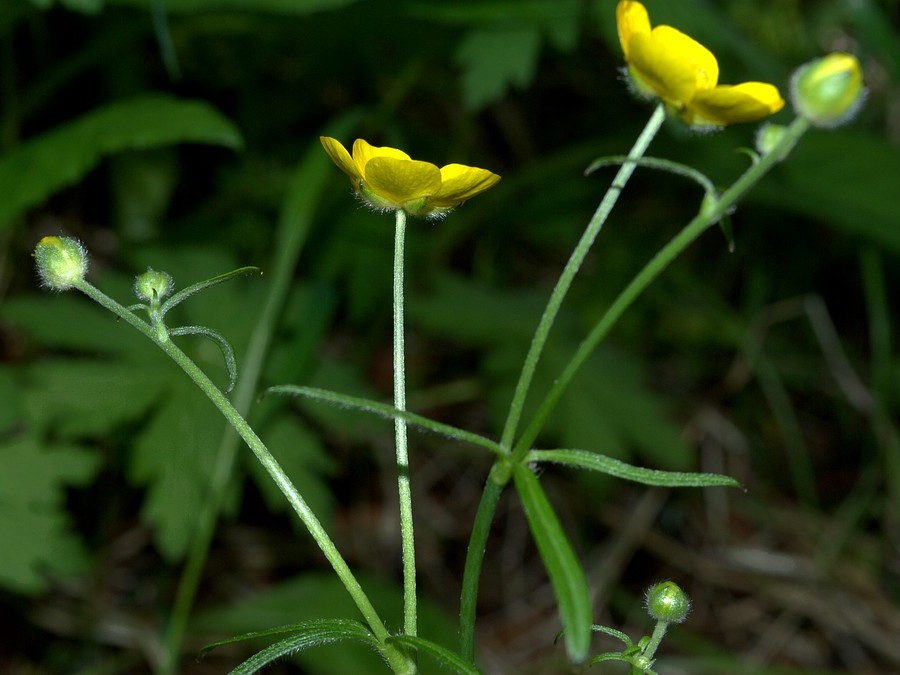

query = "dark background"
[{"left": 1, "top": 0, "right": 899, "bottom": 672}]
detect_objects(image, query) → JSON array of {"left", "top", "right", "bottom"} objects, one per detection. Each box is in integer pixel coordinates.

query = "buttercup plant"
[{"left": 32, "top": 1, "right": 866, "bottom": 671}]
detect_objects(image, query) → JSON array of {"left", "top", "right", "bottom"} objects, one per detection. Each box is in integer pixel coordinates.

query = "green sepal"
[
  {"left": 512, "top": 463, "right": 591, "bottom": 663},
  {"left": 198, "top": 618, "right": 382, "bottom": 674},
  {"left": 159, "top": 266, "right": 261, "bottom": 316},
  {"left": 526, "top": 449, "right": 742, "bottom": 489},
  {"left": 385, "top": 635, "right": 483, "bottom": 675},
  {"left": 168, "top": 325, "right": 238, "bottom": 393},
  {"left": 266, "top": 385, "right": 506, "bottom": 457}
]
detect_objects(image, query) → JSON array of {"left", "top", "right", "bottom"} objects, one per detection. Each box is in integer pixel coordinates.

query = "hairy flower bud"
[
  {"left": 34, "top": 236, "right": 88, "bottom": 291},
  {"left": 645, "top": 581, "right": 691, "bottom": 624},
  {"left": 791, "top": 53, "right": 866, "bottom": 128},
  {"left": 134, "top": 268, "right": 174, "bottom": 303}
]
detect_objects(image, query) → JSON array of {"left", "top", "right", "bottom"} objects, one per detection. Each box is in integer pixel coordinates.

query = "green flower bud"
[
  {"left": 791, "top": 52, "right": 866, "bottom": 128},
  {"left": 645, "top": 581, "right": 691, "bottom": 624},
  {"left": 34, "top": 236, "right": 88, "bottom": 291},
  {"left": 134, "top": 268, "right": 174, "bottom": 303},
  {"left": 755, "top": 123, "right": 796, "bottom": 161}
]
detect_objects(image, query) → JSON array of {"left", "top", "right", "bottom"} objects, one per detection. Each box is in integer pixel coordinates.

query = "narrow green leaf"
[
  {"left": 168, "top": 325, "right": 238, "bottom": 393},
  {"left": 526, "top": 449, "right": 742, "bottom": 489},
  {"left": 584, "top": 155, "right": 718, "bottom": 202},
  {"left": 512, "top": 464, "right": 591, "bottom": 663},
  {"left": 200, "top": 617, "right": 377, "bottom": 658},
  {"left": 591, "top": 624, "right": 634, "bottom": 646},
  {"left": 267, "top": 385, "right": 506, "bottom": 457},
  {"left": 0, "top": 94, "right": 242, "bottom": 230},
  {"left": 386, "top": 635, "right": 482, "bottom": 675},
  {"left": 219, "top": 619, "right": 382, "bottom": 675},
  {"left": 160, "top": 266, "right": 261, "bottom": 316}
]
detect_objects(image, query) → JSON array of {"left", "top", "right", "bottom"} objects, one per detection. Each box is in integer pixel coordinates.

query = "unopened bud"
[
  {"left": 134, "top": 268, "right": 174, "bottom": 303},
  {"left": 645, "top": 581, "right": 691, "bottom": 624},
  {"left": 792, "top": 53, "right": 866, "bottom": 128},
  {"left": 34, "top": 236, "right": 88, "bottom": 291}
]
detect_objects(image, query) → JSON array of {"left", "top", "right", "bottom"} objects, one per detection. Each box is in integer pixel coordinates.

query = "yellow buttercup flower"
[
  {"left": 320, "top": 137, "right": 500, "bottom": 218},
  {"left": 616, "top": 1, "right": 784, "bottom": 126}
]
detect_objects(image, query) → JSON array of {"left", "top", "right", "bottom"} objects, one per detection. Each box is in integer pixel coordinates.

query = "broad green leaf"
[
  {"left": 109, "top": 0, "right": 359, "bottom": 12},
  {"left": 527, "top": 449, "right": 742, "bottom": 488},
  {"left": 0, "top": 434, "right": 100, "bottom": 593},
  {"left": 386, "top": 635, "right": 482, "bottom": 675},
  {"left": 129, "top": 375, "right": 225, "bottom": 561},
  {"left": 455, "top": 27, "right": 542, "bottom": 110},
  {"left": 512, "top": 464, "right": 591, "bottom": 663},
  {"left": 1, "top": 292, "right": 149, "bottom": 358},
  {"left": 0, "top": 94, "right": 242, "bottom": 230},
  {"left": 0, "top": 370, "right": 24, "bottom": 435},
  {"left": 21, "top": 359, "right": 171, "bottom": 438}
]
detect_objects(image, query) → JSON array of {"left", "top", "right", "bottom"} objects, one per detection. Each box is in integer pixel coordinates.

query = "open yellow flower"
[
  {"left": 616, "top": 1, "right": 784, "bottom": 126},
  {"left": 320, "top": 137, "right": 500, "bottom": 218}
]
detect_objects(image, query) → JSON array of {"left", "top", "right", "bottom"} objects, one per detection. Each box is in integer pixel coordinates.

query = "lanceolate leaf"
[
  {"left": 0, "top": 94, "right": 242, "bottom": 230},
  {"left": 512, "top": 464, "right": 591, "bottom": 663},
  {"left": 526, "top": 449, "right": 742, "bottom": 489}
]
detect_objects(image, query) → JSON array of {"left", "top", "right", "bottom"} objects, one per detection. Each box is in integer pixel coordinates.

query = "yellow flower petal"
[
  {"left": 430, "top": 165, "right": 502, "bottom": 208},
  {"left": 352, "top": 138, "right": 411, "bottom": 178},
  {"left": 320, "top": 136, "right": 360, "bottom": 182},
  {"left": 689, "top": 82, "right": 785, "bottom": 125},
  {"left": 616, "top": 0, "right": 650, "bottom": 60},
  {"left": 629, "top": 26, "right": 718, "bottom": 106},
  {"left": 364, "top": 157, "right": 442, "bottom": 207}
]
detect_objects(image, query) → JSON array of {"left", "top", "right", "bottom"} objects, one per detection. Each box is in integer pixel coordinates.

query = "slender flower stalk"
[
  {"left": 393, "top": 208, "right": 418, "bottom": 638},
  {"left": 500, "top": 102, "right": 665, "bottom": 452},
  {"left": 458, "top": 105, "right": 666, "bottom": 663},
  {"left": 69, "top": 278, "right": 414, "bottom": 675},
  {"left": 511, "top": 114, "right": 812, "bottom": 459}
]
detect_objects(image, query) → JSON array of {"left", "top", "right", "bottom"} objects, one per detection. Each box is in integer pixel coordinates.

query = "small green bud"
[
  {"left": 134, "top": 268, "right": 174, "bottom": 303},
  {"left": 755, "top": 123, "right": 796, "bottom": 161},
  {"left": 34, "top": 235, "right": 88, "bottom": 291},
  {"left": 791, "top": 52, "right": 866, "bottom": 128},
  {"left": 645, "top": 581, "right": 691, "bottom": 624}
]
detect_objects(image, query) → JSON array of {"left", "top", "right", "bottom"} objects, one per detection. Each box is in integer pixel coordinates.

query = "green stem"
[
  {"left": 640, "top": 620, "right": 669, "bottom": 666},
  {"left": 156, "top": 136, "right": 352, "bottom": 674},
  {"left": 73, "top": 280, "right": 413, "bottom": 675},
  {"left": 499, "top": 104, "right": 666, "bottom": 451},
  {"left": 393, "top": 208, "right": 417, "bottom": 638},
  {"left": 458, "top": 465, "right": 506, "bottom": 663},
  {"left": 458, "top": 106, "right": 666, "bottom": 663},
  {"left": 511, "top": 115, "right": 812, "bottom": 460}
]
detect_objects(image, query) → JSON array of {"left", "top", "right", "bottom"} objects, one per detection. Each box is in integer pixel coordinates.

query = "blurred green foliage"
[{"left": 1, "top": 0, "right": 898, "bottom": 672}]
